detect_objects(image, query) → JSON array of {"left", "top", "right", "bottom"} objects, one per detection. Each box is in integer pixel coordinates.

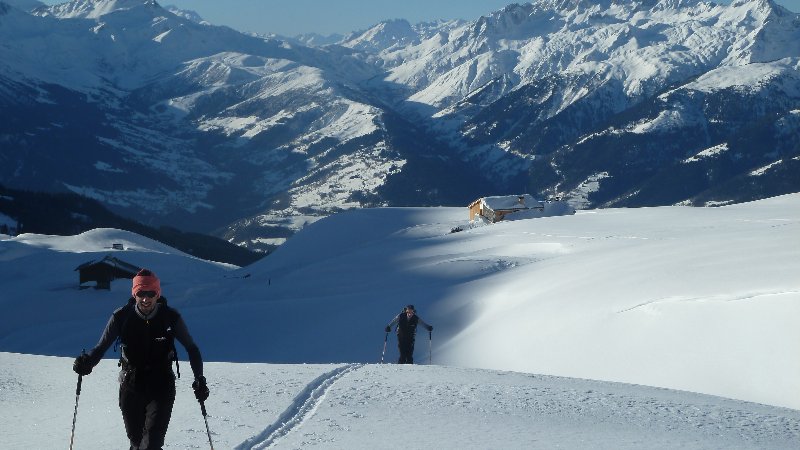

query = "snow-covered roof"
[
  {"left": 74, "top": 254, "right": 140, "bottom": 274},
  {"left": 481, "top": 194, "right": 542, "bottom": 211}
]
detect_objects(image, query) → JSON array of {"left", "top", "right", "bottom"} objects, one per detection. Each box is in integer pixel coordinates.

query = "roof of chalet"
[
  {"left": 74, "top": 254, "right": 140, "bottom": 274},
  {"left": 477, "top": 194, "right": 543, "bottom": 211}
]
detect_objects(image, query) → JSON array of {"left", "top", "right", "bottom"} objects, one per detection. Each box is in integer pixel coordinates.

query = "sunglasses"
[{"left": 135, "top": 290, "right": 157, "bottom": 299}]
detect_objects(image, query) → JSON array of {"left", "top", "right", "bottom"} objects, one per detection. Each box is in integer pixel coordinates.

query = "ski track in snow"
[
  {"left": 235, "top": 363, "right": 363, "bottom": 449},
  {"left": 616, "top": 289, "right": 800, "bottom": 313}
]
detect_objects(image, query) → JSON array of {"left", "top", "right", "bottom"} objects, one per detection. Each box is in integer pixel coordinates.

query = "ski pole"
[
  {"left": 200, "top": 401, "right": 215, "bottom": 450},
  {"left": 380, "top": 332, "right": 389, "bottom": 363},
  {"left": 428, "top": 330, "right": 432, "bottom": 365},
  {"left": 69, "top": 356, "right": 84, "bottom": 450}
]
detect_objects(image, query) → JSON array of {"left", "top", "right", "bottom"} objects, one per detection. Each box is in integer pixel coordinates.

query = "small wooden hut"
[
  {"left": 468, "top": 194, "right": 544, "bottom": 223},
  {"left": 75, "top": 255, "right": 140, "bottom": 290}
]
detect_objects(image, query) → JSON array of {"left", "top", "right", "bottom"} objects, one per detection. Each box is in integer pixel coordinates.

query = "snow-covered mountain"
[
  {"left": 36, "top": 0, "right": 157, "bottom": 18},
  {"left": 0, "top": 0, "right": 490, "bottom": 250},
  {"left": 339, "top": 0, "right": 800, "bottom": 206},
  {"left": 1, "top": 0, "right": 798, "bottom": 249}
]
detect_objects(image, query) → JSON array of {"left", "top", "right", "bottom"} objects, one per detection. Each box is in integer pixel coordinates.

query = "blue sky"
[
  {"left": 161, "top": 0, "right": 516, "bottom": 36},
  {"left": 41, "top": 0, "right": 800, "bottom": 36}
]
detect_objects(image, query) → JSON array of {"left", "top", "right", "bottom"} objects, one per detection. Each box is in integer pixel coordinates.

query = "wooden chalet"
[
  {"left": 468, "top": 194, "right": 545, "bottom": 223},
  {"left": 75, "top": 255, "right": 140, "bottom": 290}
]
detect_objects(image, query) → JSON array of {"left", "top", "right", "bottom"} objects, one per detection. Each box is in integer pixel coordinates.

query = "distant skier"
[
  {"left": 385, "top": 304, "right": 433, "bottom": 364},
  {"left": 72, "top": 269, "right": 209, "bottom": 450}
]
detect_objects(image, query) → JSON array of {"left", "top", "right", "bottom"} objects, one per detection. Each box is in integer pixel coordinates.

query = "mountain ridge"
[{"left": 1, "top": 0, "right": 798, "bottom": 250}]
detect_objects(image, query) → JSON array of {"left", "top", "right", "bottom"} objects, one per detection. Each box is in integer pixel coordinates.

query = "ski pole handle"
[{"left": 76, "top": 349, "right": 87, "bottom": 395}]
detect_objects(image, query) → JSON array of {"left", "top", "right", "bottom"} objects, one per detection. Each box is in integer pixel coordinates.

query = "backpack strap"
[
  {"left": 113, "top": 299, "right": 136, "bottom": 355},
  {"left": 158, "top": 298, "right": 182, "bottom": 379},
  {"left": 167, "top": 307, "right": 181, "bottom": 379}
]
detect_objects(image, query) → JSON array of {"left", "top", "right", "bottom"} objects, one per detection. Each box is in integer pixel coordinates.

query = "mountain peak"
[
  {"left": 341, "top": 18, "right": 419, "bottom": 53},
  {"left": 163, "top": 4, "right": 207, "bottom": 24},
  {"left": 526, "top": 0, "right": 610, "bottom": 12},
  {"left": 729, "top": 0, "right": 789, "bottom": 16},
  {"left": 37, "top": 0, "right": 160, "bottom": 19}
]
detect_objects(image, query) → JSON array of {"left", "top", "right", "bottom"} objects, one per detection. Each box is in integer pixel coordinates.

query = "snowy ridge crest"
[
  {"left": 37, "top": 0, "right": 160, "bottom": 19},
  {"left": 163, "top": 4, "right": 207, "bottom": 24}
]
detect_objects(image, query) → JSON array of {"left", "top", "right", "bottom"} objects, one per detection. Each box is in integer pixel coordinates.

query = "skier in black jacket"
[
  {"left": 72, "top": 269, "right": 208, "bottom": 450},
  {"left": 385, "top": 304, "right": 433, "bottom": 364}
]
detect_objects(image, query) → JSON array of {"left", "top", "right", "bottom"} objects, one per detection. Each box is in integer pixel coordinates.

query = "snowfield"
[
  {"left": 3, "top": 353, "right": 799, "bottom": 449},
  {"left": 1, "top": 193, "right": 799, "bottom": 448}
]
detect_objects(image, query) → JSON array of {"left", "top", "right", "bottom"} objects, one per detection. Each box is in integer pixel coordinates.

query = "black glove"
[
  {"left": 73, "top": 353, "right": 92, "bottom": 376},
  {"left": 384, "top": 326, "right": 391, "bottom": 333},
  {"left": 192, "top": 376, "right": 209, "bottom": 402}
]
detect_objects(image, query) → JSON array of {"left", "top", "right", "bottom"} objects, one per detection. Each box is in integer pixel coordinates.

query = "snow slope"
[
  {"left": 2, "top": 353, "right": 799, "bottom": 449},
  {"left": 0, "top": 195, "right": 799, "bottom": 447}
]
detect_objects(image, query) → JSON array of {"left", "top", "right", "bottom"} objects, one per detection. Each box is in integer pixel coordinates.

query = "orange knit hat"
[{"left": 131, "top": 269, "right": 161, "bottom": 299}]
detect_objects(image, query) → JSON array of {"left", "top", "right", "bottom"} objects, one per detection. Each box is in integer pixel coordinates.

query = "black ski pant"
[
  {"left": 398, "top": 337, "right": 415, "bottom": 364},
  {"left": 119, "top": 368, "right": 176, "bottom": 450}
]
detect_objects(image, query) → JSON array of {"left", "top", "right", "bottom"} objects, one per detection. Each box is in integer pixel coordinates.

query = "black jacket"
[
  {"left": 84, "top": 297, "right": 203, "bottom": 380},
  {"left": 387, "top": 312, "right": 432, "bottom": 340}
]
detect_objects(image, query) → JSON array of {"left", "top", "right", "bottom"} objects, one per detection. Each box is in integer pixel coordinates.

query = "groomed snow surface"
[{"left": 1, "top": 194, "right": 799, "bottom": 448}]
